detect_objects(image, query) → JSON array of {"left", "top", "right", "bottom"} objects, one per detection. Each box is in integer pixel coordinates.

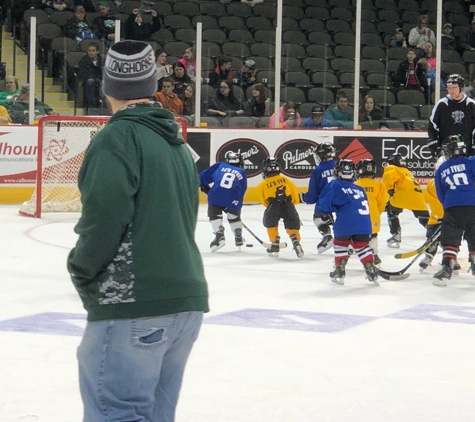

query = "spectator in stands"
[
  {"left": 302, "top": 105, "right": 330, "bottom": 129},
  {"left": 463, "top": 75, "right": 475, "bottom": 99},
  {"left": 323, "top": 91, "right": 353, "bottom": 129},
  {"left": 154, "top": 77, "right": 183, "bottom": 116},
  {"left": 417, "top": 58, "right": 445, "bottom": 103},
  {"left": 244, "top": 83, "right": 270, "bottom": 117},
  {"left": 358, "top": 95, "right": 387, "bottom": 130},
  {"left": 209, "top": 56, "right": 233, "bottom": 89},
  {"left": 73, "top": 0, "right": 96, "bottom": 12},
  {"left": 178, "top": 47, "right": 198, "bottom": 83},
  {"left": 93, "top": 1, "right": 123, "bottom": 47},
  {"left": 207, "top": 80, "right": 244, "bottom": 119},
  {"left": 268, "top": 100, "right": 301, "bottom": 128},
  {"left": 8, "top": 85, "right": 59, "bottom": 124},
  {"left": 237, "top": 60, "right": 257, "bottom": 90},
  {"left": 124, "top": 8, "right": 160, "bottom": 42},
  {"left": 0, "top": 106, "right": 12, "bottom": 125},
  {"left": 39, "top": 0, "right": 74, "bottom": 15},
  {"left": 459, "top": 17, "right": 475, "bottom": 52},
  {"left": 393, "top": 48, "right": 425, "bottom": 92},
  {"left": 182, "top": 84, "right": 195, "bottom": 118},
  {"left": 155, "top": 49, "right": 173, "bottom": 91},
  {"left": 64, "top": 5, "right": 97, "bottom": 44},
  {"left": 408, "top": 14, "right": 436, "bottom": 48},
  {"left": 389, "top": 28, "right": 407, "bottom": 49},
  {"left": 441, "top": 23, "right": 456, "bottom": 50},
  {"left": 78, "top": 42, "right": 103, "bottom": 110},
  {"left": 0, "top": 76, "right": 20, "bottom": 107},
  {"left": 171, "top": 62, "right": 193, "bottom": 100}
]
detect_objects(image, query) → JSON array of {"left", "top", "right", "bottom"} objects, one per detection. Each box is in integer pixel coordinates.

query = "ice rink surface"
[{"left": 0, "top": 203, "right": 474, "bottom": 422}]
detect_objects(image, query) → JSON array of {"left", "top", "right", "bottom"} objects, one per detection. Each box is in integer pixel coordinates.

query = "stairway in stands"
[{"left": 1, "top": 26, "right": 78, "bottom": 116}]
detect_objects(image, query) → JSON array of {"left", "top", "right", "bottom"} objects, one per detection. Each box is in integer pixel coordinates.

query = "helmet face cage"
[
  {"left": 334, "top": 159, "right": 356, "bottom": 180},
  {"left": 446, "top": 73, "right": 464, "bottom": 90},
  {"left": 442, "top": 135, "right": 467, "bottom": 159},
  {"left": 225, "top": 152, "right": 244, "bottom": 168},
  {"left": 356, "top": 158, "right": 377, "bottom": 177},
  {"left": 386, "top": 153, "right": 406, "bottom": 167},
  {"left": 316, "top": 143, "right": 336, "bottom": 162},
  {"left": 261, "top": 157, "right": 281, "bottom": 178}
]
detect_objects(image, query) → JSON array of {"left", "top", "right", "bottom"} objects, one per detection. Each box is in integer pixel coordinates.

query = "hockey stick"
[
  {"left": 394, "top": 226, "right": 441, "bottom": 259},
  {"left": 242, "top": 223, "right": 288, "bottom": 249}
]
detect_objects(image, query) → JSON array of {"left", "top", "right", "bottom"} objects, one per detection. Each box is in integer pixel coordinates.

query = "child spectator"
[
  {"left": 244, "top": 83, "right": 270, "bottom": 117},
  {"left": 393, "top": 48, "right": 425, "bottom": 92},
  {"left": 302, "top": 105, "right": 330, "bottom": 129},
  {"left": 237, "top": 60, "right": 257, "bottom": 90},
  {"left": 171, "top": 62, "right": 193, "bottom": 100},
  {"left": 124, "top": 8, "right": 160, "bottom": 41},
  {"left": 154, "top": 77, "right": 183, "bottom": 116},
  {"left": 182, "top": 84, "right": 195, "bottom": 118},
  {"left": 441, "top": 23, "right": 456, "bottom": 50},
  {"left": 389, "top": 28, "right": 407, "bottom": 49},
  {"left": 178, "top": 47, "right": 198, "bottom": 82},
  {"left": 199, "top": 153, "right": 247, "bottom": 252},
  {"left": 318, "top": 159, "right": 378, "bottom": 285},
  {"left": 209, "top": 56, "right": 233, "bottom": 89},
  {"left": 256, "top": 157, "right": 304, "bottom": 258},
  {"left": 268, "top": 101, "right": 301, "bottom": 128}
]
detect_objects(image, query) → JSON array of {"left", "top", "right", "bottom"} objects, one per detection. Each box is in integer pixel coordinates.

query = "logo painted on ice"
[
  {"left": 274, "top": 139, "right": 319, "bottom": 178},
  {"left": 216, "top": 138, "right": 269, "bottom": 178},
  {"left": 338, "top": 138, "right": 373, "bottom": 163}
]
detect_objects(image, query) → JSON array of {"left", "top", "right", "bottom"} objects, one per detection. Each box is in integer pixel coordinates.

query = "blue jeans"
[{"left": 77, "top": 311, "right": 203, "bottom": 422}]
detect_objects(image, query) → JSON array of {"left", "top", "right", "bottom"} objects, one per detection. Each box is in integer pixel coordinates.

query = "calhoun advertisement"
[
  {"left": 334, "top": 135, "right": 434, "bottom": 184},
  {"left": 0, "top": 127, "right": 38, "bottom": 185}
]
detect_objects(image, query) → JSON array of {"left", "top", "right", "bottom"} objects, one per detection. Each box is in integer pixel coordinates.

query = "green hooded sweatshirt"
[{"left": 67, "top": 103, "right": 209, "bottom": 321}]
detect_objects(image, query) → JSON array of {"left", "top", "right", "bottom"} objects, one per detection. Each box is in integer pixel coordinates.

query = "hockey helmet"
[
  {"left": 333, "top": 159, "right": 356, "bottom": 180},
  {"left": 225, "top": 152, "right": 244, "bottom": 168},
  {"left": 261, "top": 157, "right": 281, "bottom": 178},
  {"left": 442, "top": 135, "right": 467, "bottom": 159},
  {"left": 385, "top": 153, "right": 406, "bottom": 167},
  {"left": 356, "top": 158, "right": 377, "bottom": 177},
  {"left": 316, "top": 142, "right": 336, "bottom": 162},
  {"left": 446, "top": 73, "right": 465, "bottom": 90}
]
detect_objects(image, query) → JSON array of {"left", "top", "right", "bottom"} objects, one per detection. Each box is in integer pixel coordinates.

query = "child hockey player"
[
  {"left": 318, "top": 159, "right": 378, "bottom": 285},
  {"left": 300, "top": 142, "right": 338, "bottom": 253},
  {"left": 382, "top": 153, "right": 429, "bottom": 248},
  {"left": 199, "top": 152, "right": 247, "bottom": 252},
  {"left": 433, "top": 135, "right": 475, "bottom": 286},
  {"left": 354, "top": 158, "right": 389, "bottom": 266},
  {"left": 256, "top": 157, "right": 304, "bottom": 258}
]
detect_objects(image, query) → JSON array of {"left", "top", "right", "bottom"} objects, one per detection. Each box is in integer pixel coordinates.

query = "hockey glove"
[
  {"left": 427, "top": 139, "right": 441, "bottom": 158},
  {"left": 200, "top": 185, "right": 210, "bottom": 194}
]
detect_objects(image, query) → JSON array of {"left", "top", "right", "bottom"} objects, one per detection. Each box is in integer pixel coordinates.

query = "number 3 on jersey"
[{"left": 353, "top": 189, "right": 370, "bottom": 215}]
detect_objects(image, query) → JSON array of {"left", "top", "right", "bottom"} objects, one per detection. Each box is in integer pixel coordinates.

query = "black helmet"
[
  {"left": 225, "top": 152, "right": 244, "bottom": 168},
  {"left": 261, "top": 157, "right": 281, "bottom": 178},
  {"left": 386, "top": 153, "right": 406, "bottom": 167},
  {"left": 446, "top": 73, "right": 465, "bottom": 90},
  {"left": 442, "top": 135, "right": 467, "bottom": 159},
  {"left": 333, "top": 159, "right": 356, "bottom": 180},
  {"left": 316, "top": 142, "right": 336, "bottom": 162},
  {"left": 356, "top": 158, "right": 377, "bottom": 177}
]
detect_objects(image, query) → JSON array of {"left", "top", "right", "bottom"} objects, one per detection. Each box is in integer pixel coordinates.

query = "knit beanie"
[{"left": 102, "top": 41, "right": 157, "bottom": 100}]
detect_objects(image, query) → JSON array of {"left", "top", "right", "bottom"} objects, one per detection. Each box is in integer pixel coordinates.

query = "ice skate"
[
  {"left": 267, "top": 236, "right": 280, "bottom": 257},
  {"left": 373, "top": 254, "right": 382, "bottom": 267},
  {"left": 317, "top": 234, "right": 333, "bottom": 254},
  {"left": 433, "top": 265, "right": 452, "bottom": 287},
  {"left": 453, "top": 261, "right": 461, "bottom": 275},
  {"left": 419, "top": 255, "right": 433, "bottom": 272},
  {"left": 364, "top": 262, "right": 379, "bottom": 286},
  {"left": 470, "top": 255, "right": 475, "bottom": 276},
  {"left": 290, "top": 234, "right": 304, "bottom": 259},
  {"left": 234, "top": 228, "right": 244, "bottom": 248},
  {"left": 386, "top": 232, "right": 401, "bottom": 248},
  {"left": 210, "top": 226, "right": 225, "bottom": 252},
  {"left": 330, "top": 259, "right": 347, "bottom": 285}
]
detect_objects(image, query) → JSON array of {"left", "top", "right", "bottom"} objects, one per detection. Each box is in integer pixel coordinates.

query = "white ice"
[{"left": 0, "top": 203, "right": 474, "bottom": 422}]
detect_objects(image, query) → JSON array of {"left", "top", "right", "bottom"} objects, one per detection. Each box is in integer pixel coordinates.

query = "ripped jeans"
[{"left": 77, "top": 312, "right": 203, "bottom": 422}]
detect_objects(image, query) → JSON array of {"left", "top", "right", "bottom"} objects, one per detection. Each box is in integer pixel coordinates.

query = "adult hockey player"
[
  {"left": 318, "top": 159, "right": 378, "bottom": 285},
  {"left": 382, "top": 153, "right": 429, "bottom": 248},
  {"left": 199, "top": 152, "right": 247, "bottom": 252},
  {"left": 433, "top": 135, "right": 475, "bottom": 286},
  {"left": 300, "top": 142, "right": 338, "bottom": 253},
  {"left": 428, "top": 74, "right": 475, "bottom": 158}
]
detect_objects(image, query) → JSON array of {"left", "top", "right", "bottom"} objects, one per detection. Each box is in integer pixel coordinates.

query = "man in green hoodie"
[{"left": 67, "top": 40, "right": 209, "bottom": 422}]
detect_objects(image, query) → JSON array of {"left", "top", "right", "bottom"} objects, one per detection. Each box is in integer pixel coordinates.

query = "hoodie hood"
[{"left": 109, "top": 102, "right": 183, "bottom": 145}]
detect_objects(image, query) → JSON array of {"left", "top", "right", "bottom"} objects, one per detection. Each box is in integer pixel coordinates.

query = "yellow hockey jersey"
[
  {"left": 382, "top": 165, "right": 427, "bottom": 211},
  {"left": 354, "top": 177, "right": 389, "bottom": 234},
  {"left": 423, "top": 179, "right": 444, "bottom": 225},
  {"left": 256, "top": 174, "right": 300, "bottom": 207}
]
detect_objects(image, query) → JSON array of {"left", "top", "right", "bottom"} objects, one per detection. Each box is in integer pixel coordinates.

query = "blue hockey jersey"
[
  {"left": 318, "top": 179, "right": 372, "bottom": 237},
  {"left": 199, "top": 162, "right": 247, "bottom": 211},
  {"left": 303, "top": 160, "right": 337, "bottom": 212},
  {"left": 435, "top": 157, "right": 475, "bottom": 209}
]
